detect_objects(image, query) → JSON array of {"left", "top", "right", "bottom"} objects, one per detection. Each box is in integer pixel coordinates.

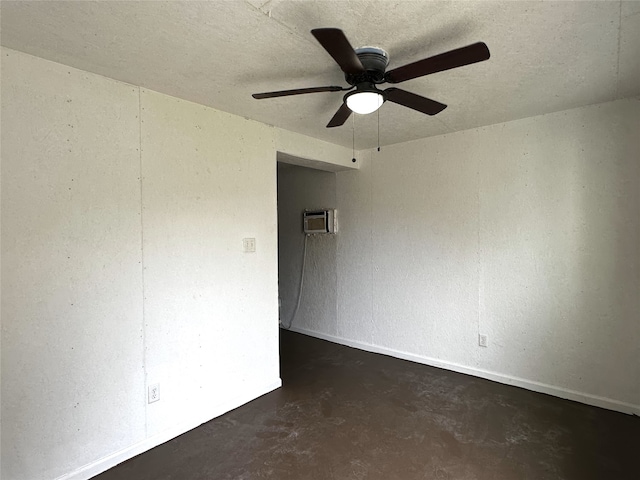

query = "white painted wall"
[
  {"left": 2, "top": 49, "right": 146, "bottom": 480},
  {"left": 277, "top": 163, "right": 337, "bottom": 334},
  {"left": 477, "top": 100, "right": 639, "bottom": 409},
  {"left": 296, "top": 98, "right": 640, "bottom": 414},
  {"left": 139, "top": 89, "right": 281, "bottom": 438},
  {"left": 0, "top": 48, "right": 353, "bottom": 480}
]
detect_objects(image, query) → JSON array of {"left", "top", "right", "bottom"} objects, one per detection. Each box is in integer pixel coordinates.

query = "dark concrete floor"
[{"left": 97, "top": 330, "right": 640, "bottom": 479}]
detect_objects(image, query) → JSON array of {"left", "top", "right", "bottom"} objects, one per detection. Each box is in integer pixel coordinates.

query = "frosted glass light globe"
[{"left": 346, "top": 91, "right": 384, "bottom": 114}]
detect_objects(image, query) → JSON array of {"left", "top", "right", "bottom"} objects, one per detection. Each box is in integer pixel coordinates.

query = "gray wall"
[{"left": 277, "top": 163, "right": 337, "bottom": 334}]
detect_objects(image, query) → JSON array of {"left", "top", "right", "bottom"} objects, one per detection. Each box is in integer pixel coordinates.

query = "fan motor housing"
[{"left": 345, "top": 47, "right": 389, "bottom": 85}]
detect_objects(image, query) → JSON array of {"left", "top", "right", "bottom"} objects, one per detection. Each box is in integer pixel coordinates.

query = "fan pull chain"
[
  {"left": 352, "top": 114, "right": 356, "bottom": 163},
  {"left": 377, "top": 108, "right": 381, "bottom": 152}
]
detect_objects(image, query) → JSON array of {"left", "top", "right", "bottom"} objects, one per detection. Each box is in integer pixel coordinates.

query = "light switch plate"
[{"left": 243, "top": 238, "right": 256, "bottom": 253}]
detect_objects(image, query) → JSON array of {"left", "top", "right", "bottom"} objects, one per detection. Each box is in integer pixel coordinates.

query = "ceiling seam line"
[
  {"left": 242, "top": 1, "right": 353, "bottom": 64},
  {"left": 242, "top": 0, "right": 312, "bottom": 46}
]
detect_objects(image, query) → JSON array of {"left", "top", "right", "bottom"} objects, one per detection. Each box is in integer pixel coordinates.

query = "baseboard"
[
  {"left": 287, "top": 326, "right": 640, "bottom": 416},
  {"left": 55, "top": 378, "right": 282, "bottom": 480}
]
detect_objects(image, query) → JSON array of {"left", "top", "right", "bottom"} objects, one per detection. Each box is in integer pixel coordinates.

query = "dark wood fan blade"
[
  {"left": 326, "top": 103, "right": 352, "bottom": 128},
  {"left": 252, "top": 86, "right": 344, "bottom": 99},
  {"left": 385, "top": 42, "right": 490, "bottom": 84},
  {"left": 311, "top": 28, "right": 365, "bottom": 75},
  {"left": 384, "top": 88, "right": 447, "bottom": 115}
]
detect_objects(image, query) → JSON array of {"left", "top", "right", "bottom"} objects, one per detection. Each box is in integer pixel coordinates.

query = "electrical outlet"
[
  {"left": 478, "top": 334, "right": 488, "bottom": 348},
  {"left": 148, "top": 383, "right": 160, "bottom": 403}
]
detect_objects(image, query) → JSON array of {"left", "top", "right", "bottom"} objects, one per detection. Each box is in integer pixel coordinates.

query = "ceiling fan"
[{"left": 252, "top": 28, "right": 490, "bottom": 128}]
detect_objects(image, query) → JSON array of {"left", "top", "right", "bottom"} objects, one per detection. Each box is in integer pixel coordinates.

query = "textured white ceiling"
[{"left": 2, "top": 1, "right": 639, "bottom": 149}]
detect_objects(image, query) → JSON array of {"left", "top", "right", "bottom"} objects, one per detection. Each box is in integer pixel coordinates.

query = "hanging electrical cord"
[{"left": 281, "top": 233, "right": 309, "bottom": 330}]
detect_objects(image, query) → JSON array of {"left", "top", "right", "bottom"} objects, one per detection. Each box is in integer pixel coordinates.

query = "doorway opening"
[{"left": 276, "top": 154, "right": 339, "bottom": 338}]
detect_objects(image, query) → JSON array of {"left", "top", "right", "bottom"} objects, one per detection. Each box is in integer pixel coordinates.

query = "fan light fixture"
[
  {"left": 345, "top": 91, "right": 384, "bottom": 114},
  {"left": 252, "top": 28, "right": 490, "bottom": 128}
]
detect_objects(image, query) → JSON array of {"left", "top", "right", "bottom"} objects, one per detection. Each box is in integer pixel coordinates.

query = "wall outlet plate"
[
  {"left": 148, "top": 383, "right": 160, "bottom": 403},
  {"left": 478, "top": 334, "right": 488, "bottom": 348}
]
